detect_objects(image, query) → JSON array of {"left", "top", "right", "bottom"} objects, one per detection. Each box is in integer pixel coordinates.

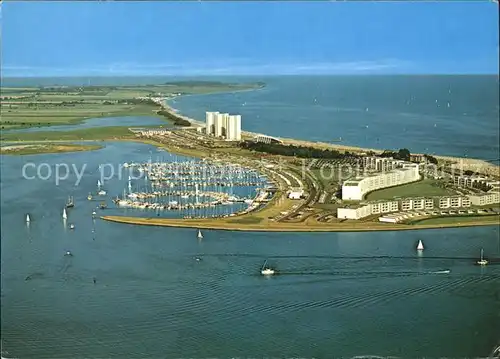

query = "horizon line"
[{"left": 1, "top": 73, "right": 498, "bottom": 79}]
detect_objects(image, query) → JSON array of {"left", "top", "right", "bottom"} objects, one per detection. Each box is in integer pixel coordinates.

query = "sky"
[{"left": 2, "top": 1, "right": 498, "bottom": 76}]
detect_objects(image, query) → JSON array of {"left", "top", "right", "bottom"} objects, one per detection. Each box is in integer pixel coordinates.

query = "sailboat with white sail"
[
  {"left": 62, "top": 208, "right": 68, "bottom": 220},
  {"left": 417, "top": 240, "right": 424, "bottom": 251},
  {"left": 25, "top": 214, "right": 30, "bottom": 223},
  {"left": 197, "top": 229, "right": 203, "bottom": 240},
  {"left": 477, "top": 248, "right": 488, "bottom": 266},
  {"left": 260, "top": 260, "right": 275, "bottom": 276}
]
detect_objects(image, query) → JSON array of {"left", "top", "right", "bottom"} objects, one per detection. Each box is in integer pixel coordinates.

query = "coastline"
[
  {"left": 101, "top": 214, "right": 500, "bottom": 232},
  {"left": 159, "top": 94, "right": 500, "bottom": 175}
]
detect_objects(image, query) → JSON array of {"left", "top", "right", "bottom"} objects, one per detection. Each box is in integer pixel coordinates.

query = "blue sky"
[{"left": 2, "top": 1, "right": 498, "bottom": 76}]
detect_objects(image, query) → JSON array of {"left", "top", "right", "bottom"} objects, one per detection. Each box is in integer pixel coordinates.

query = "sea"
[{"left": 1, "top": 76, "right": 499, "bottom": 358}]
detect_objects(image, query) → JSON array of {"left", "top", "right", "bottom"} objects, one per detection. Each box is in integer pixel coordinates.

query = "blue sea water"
[
  {"left": 1, "top": 76, "right": 500, "bottom": 358},
  {"left": 170, "top": 75, "right": 500, "bottom": 161}
]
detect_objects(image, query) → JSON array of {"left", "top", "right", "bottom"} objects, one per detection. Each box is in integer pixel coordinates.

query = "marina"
[{"left": 110, "top": 159, "right": 274, "bottom": 218}]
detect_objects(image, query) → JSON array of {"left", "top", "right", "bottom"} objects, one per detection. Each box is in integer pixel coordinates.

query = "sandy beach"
[{"left": 158, "top": 97, "right": 500, "bottom": 176}]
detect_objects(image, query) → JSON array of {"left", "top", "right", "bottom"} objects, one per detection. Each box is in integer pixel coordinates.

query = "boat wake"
[{"left": 430, "top": 270, "right": 451, "bottom": 274}]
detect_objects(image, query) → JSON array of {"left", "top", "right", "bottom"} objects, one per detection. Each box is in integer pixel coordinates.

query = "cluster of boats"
[{"left": 109, "top": 159, "right": 273, "bottom": 218}]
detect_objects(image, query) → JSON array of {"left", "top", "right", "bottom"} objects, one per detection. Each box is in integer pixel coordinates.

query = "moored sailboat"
[{"left": 66, "top": 196, "right": 74, "bottom": 208}]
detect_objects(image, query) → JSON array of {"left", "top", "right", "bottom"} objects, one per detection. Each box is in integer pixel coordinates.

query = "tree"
[{"left": 397, "top": 148, "right": 411, "bottom": 161}]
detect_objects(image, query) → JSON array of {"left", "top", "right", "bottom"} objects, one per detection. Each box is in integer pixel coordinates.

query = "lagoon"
[{"left": 4, "top": 116, "right": 169, "bottom": 133}]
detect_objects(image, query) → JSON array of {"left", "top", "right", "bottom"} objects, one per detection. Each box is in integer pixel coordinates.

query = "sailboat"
[
  {"left": 260, "top": 260, "right": 275, "bottom": 276},
  {"left": 477, "top": 248, "right": 488, "bottom": 266},
  {"left": 66, "top": 196, "right": 74, "bottom": 208},
  {"left": 26, "top": 214, "right": 31, "bottom": 223},
  {"left": 197, "top": 229, "right": 203, "bottom": 240},
  {"left": 62, "top": 208, "right": 68, "bottom": 220},
  {"left": 417, "top": 240, "right": 424, "bottom": 251},
  {"left": 97, "top": 179, "right": 102, "bottom": 188}
]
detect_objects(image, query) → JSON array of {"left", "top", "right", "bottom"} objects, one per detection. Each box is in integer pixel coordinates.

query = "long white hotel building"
[
  {"left": 205, "top": 111, "right": 241, "bottom": 141},
  {"left": 342, "top": 162, "right": 420, "bottom": 201}
]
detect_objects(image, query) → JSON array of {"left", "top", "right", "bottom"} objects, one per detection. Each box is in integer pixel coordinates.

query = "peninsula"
[{"left": 2, "top": 81, "right": 499, "bottom": 232}]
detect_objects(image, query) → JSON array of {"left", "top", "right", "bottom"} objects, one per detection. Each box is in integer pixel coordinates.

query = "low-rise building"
[
  {"left": 370, "top": 200, "right": 399, "bottom": 214},
  {"left": 401, "top": 197, "right": 434, "bottom": 211},
  {"left": 453, "top": 175, "right": 500, "bottom": 191},
  {"left": 468, "top": 192, "right": 500, "bottom": 206},
  {"left": 337, "top": 205, "right": 372, "bottom": 220},
  {"left": 362, "top": 157, "right": 405, "bottom": 172},
  {"left": 438, "top": 196, "right": 471, "bottom": 209},
  {"left": 337, "top": 200, "right": 399, "bottom": 220}
]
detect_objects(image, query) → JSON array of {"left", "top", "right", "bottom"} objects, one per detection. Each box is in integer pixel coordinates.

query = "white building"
[
  {"left": 227, "top": 114, "right": 241, "bottom": 141},
  {"left": 214, "top": 113, "right": 228, "bottom": 137},
  {"left": 337, "top": 200, "right": 399, "bottom": 220},
  {"left": 468, "top": 192, "right": 500, "bottom": 206},
  {"left": 363, "top": 157, "right": 405, "bottom": 172},
  {"left": 438, "top": 196, "right": 471, "bottom": 209},
  {"left": 337, "top": 205, "right": 372, "bottom": 220},
  {"left": 206, "top": 111, "right": 242, "bottom": 141},
  {"left": 342, "top": 164, "right": 420, "bottom": 201},
  {"left": 253, "top": 134, "right": 283, "bottom": 144},
  {"left": 401, "top": 197, "right": 434, "bottom": 211},
  {"left": 205, "top": 111, "right": 219, "bottom": 135}
]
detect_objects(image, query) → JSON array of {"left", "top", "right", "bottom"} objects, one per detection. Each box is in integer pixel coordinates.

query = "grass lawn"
[
  {"left": 365, "top": 179, "right": 456, "bottom": 200},
  {"left": 409, "top": 214, "right": 500, "bottom": 225},
  {"left": 0, "top": 126, "right": 137, "bottom": 141},
  {"left": 0, "top": 143, "right": 103, "bottom": 155}
]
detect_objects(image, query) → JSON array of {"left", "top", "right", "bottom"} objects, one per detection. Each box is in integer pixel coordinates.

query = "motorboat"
[
  {"left": 69, "top": 224, "right": 75, "bottom": 230},
  {"left": 98, "top": 190, "right": 107, "bottom": 196},
  {"left": 65, "top": 251, "right": 73, "bottom": 256}
]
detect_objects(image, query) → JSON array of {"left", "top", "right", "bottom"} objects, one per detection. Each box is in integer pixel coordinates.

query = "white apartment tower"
[
  {"left": 205, "top": 111, "right": 219, "bottom": 135},
  {"left": 227, "top": 114, "right": 241, "bottom": 141},
  {"left": 206, "top": 111, "right": 242, "bottom": 141}
]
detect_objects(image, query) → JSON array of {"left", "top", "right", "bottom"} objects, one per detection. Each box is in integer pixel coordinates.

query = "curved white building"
[{"left": 342, "top": 164, "right": 420, "bottom": 201}]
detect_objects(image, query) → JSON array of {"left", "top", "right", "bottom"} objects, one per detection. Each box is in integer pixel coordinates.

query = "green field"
[
  {"left": 0, "top": 143, "right": 103, "bottom": 155},
  {"left": 0, "top": 126, "right": 137, "bottom": 141},
  {"left": 365, "top": 179, "right": 456, "bottom": 200},
  {"left": 1, "top": 82, "right": 264, "bottom": 130}
]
